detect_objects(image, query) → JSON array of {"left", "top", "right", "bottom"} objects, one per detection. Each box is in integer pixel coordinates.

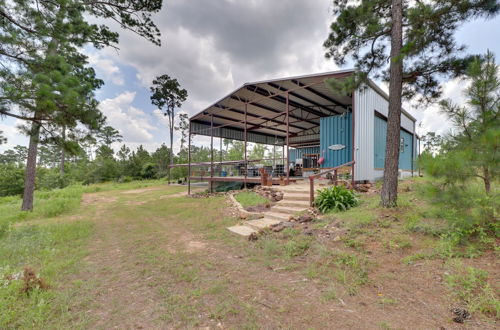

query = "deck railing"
[{"left": 308, "top": 160, "right": 355, "bottom": 207}]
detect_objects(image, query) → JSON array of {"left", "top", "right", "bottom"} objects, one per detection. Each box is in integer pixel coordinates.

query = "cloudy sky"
[{"left": 1, "top": 0, "right": 499, "bottom": 152}]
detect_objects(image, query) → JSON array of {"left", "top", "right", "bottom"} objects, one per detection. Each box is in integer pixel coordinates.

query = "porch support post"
[
  {"left": 351, "top": 91, "right": 355, "bottom": 188},
  {"left": 188, "top": 121, "right": 192, "bottom": 195},
  {"left": 286, "top": 92, "right": 290, "bottom": 185},
  {"left": 244, "top": 102, "right": 248, "bottom": 188},
  {"left": 210, "top": 114, "right": 214, "bottom": 193}
]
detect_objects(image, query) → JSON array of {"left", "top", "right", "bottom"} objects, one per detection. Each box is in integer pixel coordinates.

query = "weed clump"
[{"left": 21, "top": 267, "right": 49, "bottom": 295}]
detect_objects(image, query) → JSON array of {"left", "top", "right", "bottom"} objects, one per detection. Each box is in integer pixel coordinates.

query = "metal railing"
[{"left": 308, "top": 160, "right": 355, "bottom": 207}]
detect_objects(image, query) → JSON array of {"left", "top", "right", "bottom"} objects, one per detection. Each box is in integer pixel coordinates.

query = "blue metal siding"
[
  {"left": 400, "top": 130, "right": 413, "bottom": 170},
  {"left": 289, "top": 146, "right": 320, "bottom": 163},
  {"left": 374, "top": 116, "right": 413, "bottom": 170},
  {"left": 319, "top": 113, "right": 352, "bottom": 168}
]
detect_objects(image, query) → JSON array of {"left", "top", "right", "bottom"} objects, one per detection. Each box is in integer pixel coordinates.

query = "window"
[{"left": 400, "top": 138, "right": 405, "bottom": 153}]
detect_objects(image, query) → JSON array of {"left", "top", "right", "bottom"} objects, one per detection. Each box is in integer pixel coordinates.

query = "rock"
[
  {"left": 271, "top": 225, "right": 285, "bottom": 232},
  {"left": 298, "top": 214, "right": 313, "bottom": 223},
  {"left": 303, "top": 229, "right": 314, "bottom": 236},
  {"left": 288, "top": 215, "right": 296, "bottom": 221},
  {"left": 333, "top": 235, "right": 342, "bottom": 242},
  {"left": 248, "top": 232, "right": 258, "bottom": 241},
  {"left": 239, "top": 213, "right": 248, "bottom": 220}
]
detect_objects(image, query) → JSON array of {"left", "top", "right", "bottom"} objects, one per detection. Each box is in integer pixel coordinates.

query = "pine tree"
[
  {"left": 324, "top": 0, "right": 499, "bottom": 207},
  {"left": 431, "top": 51, "right": 499, "bottom": 194},
  {"left": 0, "top": 0, "right": 163, "bottom": 210},
  {"left": 150, "top": 74, "right": 188, "bottom": 183}
]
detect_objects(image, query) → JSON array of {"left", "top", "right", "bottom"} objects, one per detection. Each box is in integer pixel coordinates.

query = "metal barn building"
[{"left": 185, "top": 69, "right": 417, "bottom": 191}]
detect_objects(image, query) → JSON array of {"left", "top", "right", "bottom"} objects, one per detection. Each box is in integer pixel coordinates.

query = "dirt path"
[{"left": 71, "top": 186, "right": 496, "bottom": 329}]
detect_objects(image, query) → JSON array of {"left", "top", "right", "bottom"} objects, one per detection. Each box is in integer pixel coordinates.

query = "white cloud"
[
  {"left": 0, "top": 120, "right": 27, "bottom": 152},
  {"left": 87, "top": 52, "right": 125, "bottom": 86},
  {"left": 98, "top": 92, "right": 156, "bottom": 145}
]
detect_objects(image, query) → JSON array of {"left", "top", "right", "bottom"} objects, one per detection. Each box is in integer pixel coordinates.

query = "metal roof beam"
[
  {"left": 245, "top": 85, "right": 327, "bottom": 118},
  {"left": 291, "top": 79, "right": 348, "bottom": 109},
  {"left": 191, "top": 119, "right": 287, "bottom": 142},
  {"left": 212, "top": 104, "right": 304, "bottom": 131},
  {"left": 228, "top": 95, "right": 319, "bottom": 126},
  {"left": 267, "top": 82, "right": 341, "bottom": 115}
]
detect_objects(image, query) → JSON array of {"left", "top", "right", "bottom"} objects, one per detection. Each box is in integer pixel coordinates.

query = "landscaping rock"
[
  {"left": 298, "top": 214, "right": 313, "bottom": 223},
  {"left": 451, "top": 308, "right": 470, "bottom": 323}
]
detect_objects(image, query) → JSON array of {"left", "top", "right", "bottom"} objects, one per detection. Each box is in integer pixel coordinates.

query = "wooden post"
[
  {"left": 188, "top": 122, "right": 192, "bottom": 195},
  {"left": 309, "top": 176, "right": 314, "bottom": 207},
  {"left": 286, "top": 92, "right": 290, "bottom": 185}
]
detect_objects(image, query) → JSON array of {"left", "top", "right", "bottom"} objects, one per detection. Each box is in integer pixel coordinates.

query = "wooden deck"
[{"left": 189, "top": 176, "right": 303, "bottom": 184}]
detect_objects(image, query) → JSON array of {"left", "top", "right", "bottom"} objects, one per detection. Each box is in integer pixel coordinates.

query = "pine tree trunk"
[
  {"left": 21, "top": 121, "right": 41, "bottom": 211},
  {"left": 381, "top": 0, "right": 404, "bottom": 208},
  {"left": 168, "top": 110, "right": 174, "bottom": 184},
  {"left": 483, "top": 166, "right": 491, "bottom": 194},
  {"left": 60, "top": 125, "right": 66, "bottom": 175}
]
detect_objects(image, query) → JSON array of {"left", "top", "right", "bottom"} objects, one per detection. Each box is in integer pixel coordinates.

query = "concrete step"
[
  {"left": 265, "top": 212, "right": 291, "bottom": 221},
  {"left": 244, "top": 218, "right": 281, "bottom": 230},
  {"left": 277, "top": 200, "right": 310, "bottom": 207},
  {"left": 227, "top": 225, "right": 257, "bottom": 236},
  {"left": 270, "top": 205, "right": 306, "bottom": 214}
]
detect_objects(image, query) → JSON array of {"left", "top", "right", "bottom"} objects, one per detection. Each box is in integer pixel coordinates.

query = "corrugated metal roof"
[{"left": 190, "top": 69, "right": 417, "bottom": 146}]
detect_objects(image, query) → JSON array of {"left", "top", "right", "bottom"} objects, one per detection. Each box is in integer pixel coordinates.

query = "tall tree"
[
  {"left": 97, "top": 125, "right": 123, "bottom": 146},
  {"left": 324, "top": 0, "right": 499, "bottom": 207},
  {"left": 430, "top": 51, "right": 499, "bottom": 193},
  {"left": 150, "top": 74, "right": 188, "bottom": 182},
  {"left": 0, "top": 0, "right": 163, "bottom": 210},
  {"left": 175, "top": 112, "right": 189, "bottom": 152}
]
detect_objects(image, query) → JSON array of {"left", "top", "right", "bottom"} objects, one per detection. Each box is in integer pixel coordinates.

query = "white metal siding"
[{"left": 354, "top": 85, "right": 416, "bottom": 182}]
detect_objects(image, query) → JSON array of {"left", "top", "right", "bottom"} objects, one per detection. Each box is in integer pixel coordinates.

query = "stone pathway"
[{"left": 227, "top": 181, "right": 311, "bottom": 236}]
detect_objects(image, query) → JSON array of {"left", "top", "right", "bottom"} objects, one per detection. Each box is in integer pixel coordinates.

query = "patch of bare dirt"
[
  {"left": 120, "top": 186, "right": 166, "bottom": 194},
  {"left": 81, "top": 194, "right": 117, "bottom": 205},
  {"left": 124, "top": 200, "right": 147, "bottom": 206},
  {"left": 67, "top": 189, "right": 497, "bottom": 329}
]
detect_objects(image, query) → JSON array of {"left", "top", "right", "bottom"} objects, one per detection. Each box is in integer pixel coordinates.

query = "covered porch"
[{"left": 185, "top": 70, "right": 357, "bottom": 194}]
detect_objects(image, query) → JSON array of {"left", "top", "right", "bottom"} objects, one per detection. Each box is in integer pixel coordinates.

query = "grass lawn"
[
  {"left": 233, "top": 191, "right": 269, "bottom": 208},
  {"left": 0, "top": 178, "right": 498, "bottom": 329}
]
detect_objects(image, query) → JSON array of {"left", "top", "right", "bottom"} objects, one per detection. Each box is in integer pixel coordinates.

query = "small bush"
[
  {"left": 314, "top": 186, "right": 359, "bottom": 213},
  {"left": 0, "top": 165, "right": 24, "bottom": 197}
]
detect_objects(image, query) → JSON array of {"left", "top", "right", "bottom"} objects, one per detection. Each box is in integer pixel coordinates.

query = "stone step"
[
  {"left": 244, "top": 218, "right": 281, "bottom": 230},
  {"left": 270, "top": 205, "right": 306, "bottom": 214},
  {"left": 277, "top": 200, "right": 310, "bottom": 207},
  {"left": 278, "top": 189, "right": 309, "bottom": 194},
  {"left": 265, "top": 212, "right": 291, "bottom": 221},
  {"left": 282, "top": 193, "right": 310, "bottom": 201},
  {"left": 227, "top": 225, "right": 257, "bottom": 236}
]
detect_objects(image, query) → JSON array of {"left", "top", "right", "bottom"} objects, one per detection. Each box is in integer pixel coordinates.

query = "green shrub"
[
  {"left": 0, "top": 165, "right": 24, "bottom": 197},
  {"left": 38, "top": 170, "right": 71, "bottom": 190},
  {"left": 314, "top": 186, "right": 359, "bottom": 213}
]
